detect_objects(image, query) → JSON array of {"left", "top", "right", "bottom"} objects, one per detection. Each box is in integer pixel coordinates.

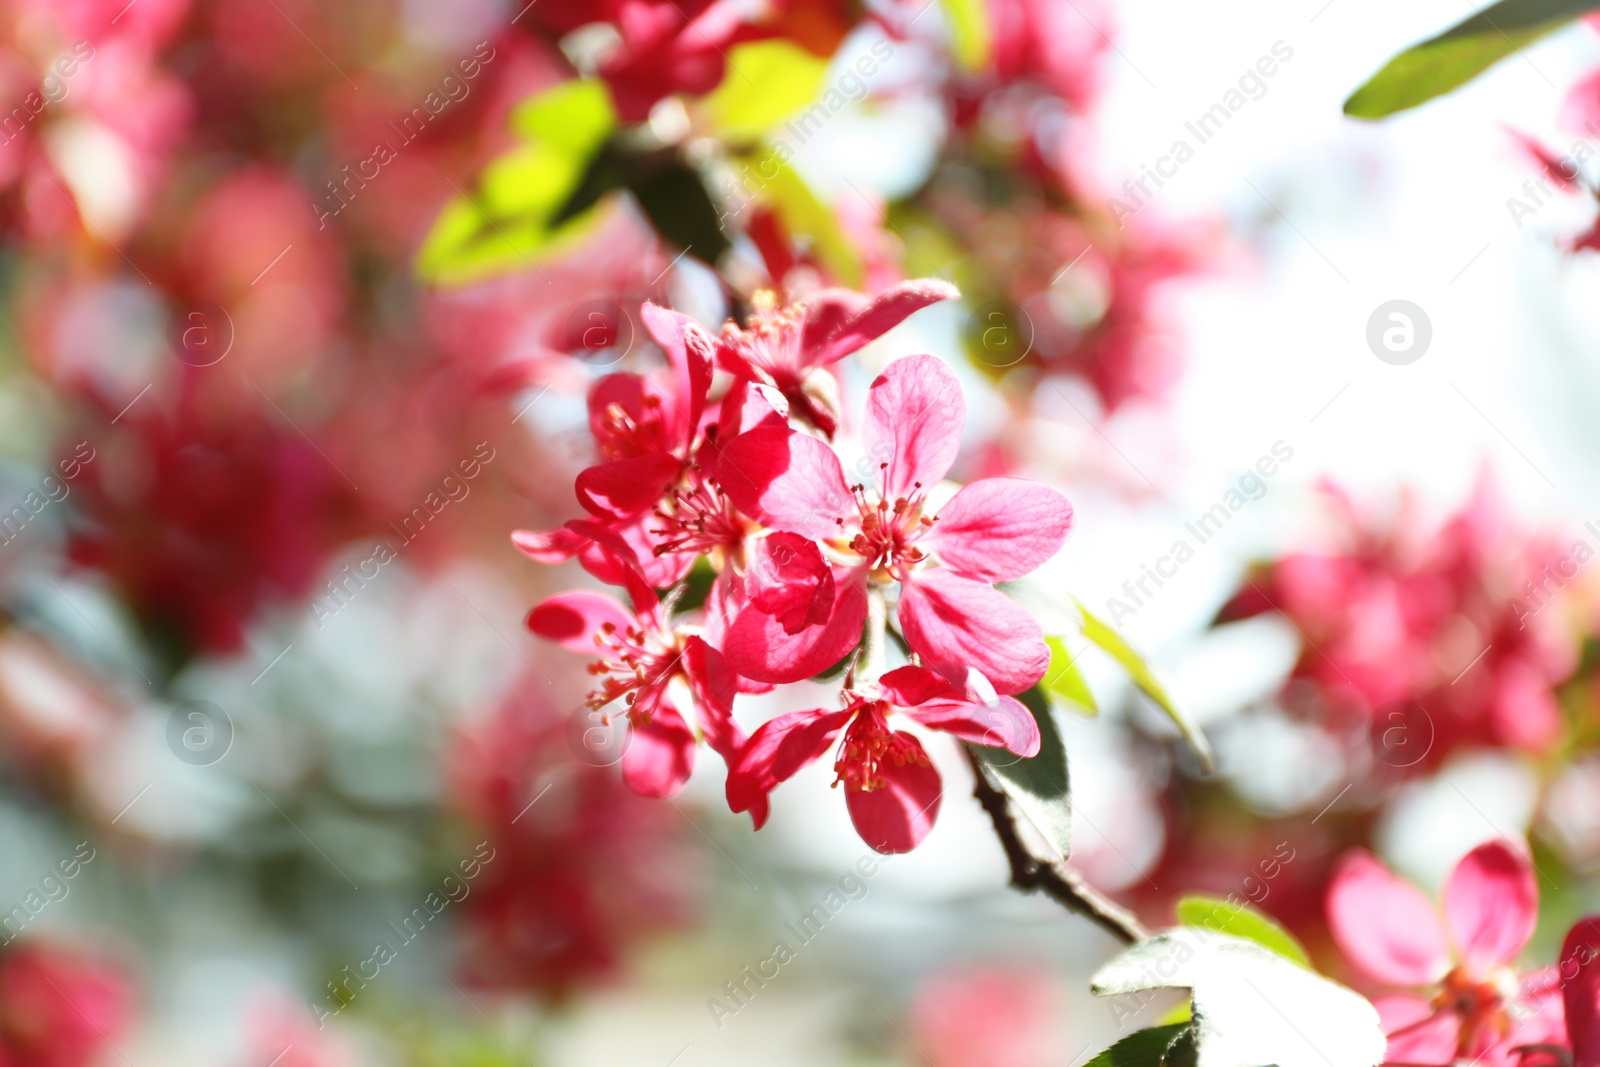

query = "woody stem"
[{"left": 965, "top": 746, "right": 1149, "bottom": 945}]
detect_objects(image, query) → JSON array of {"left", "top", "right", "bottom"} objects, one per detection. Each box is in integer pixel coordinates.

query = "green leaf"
[
  {"left": 704, "top": 39, "right": 831, "bottom": 142},
  {"left": 1043, "top": 635, "right": 1097, "bottom": 716},
  {"left": 971, "top": 683, "right": 1072, "bottom": 858},
  {"left": 744, "top": 144, "right": 863, "bottom": 287},
  {"left": 1175, "top": 895, "right": 1311, "bottom": 969},
  {"left": 939, "top": 0, "right": 993, "bottom": 72},
  {"left": 1344, "top": 0, "right": 1600, "bottom": 119},
  {"left": 1092, "top": 930, "right": 1386, "bottom": 1067},
  {"left": 1075, "top": 599, "right": 1213, "bottom": 771},
  {"left": 510, "top": 77, "right": 616, "bottom": 148},
  {"left": 1081, "top": 1024, "right": 1190, "bottom": 1067},
  {"left": 418, "top": 79, "right": 617, "bottom": 285}
]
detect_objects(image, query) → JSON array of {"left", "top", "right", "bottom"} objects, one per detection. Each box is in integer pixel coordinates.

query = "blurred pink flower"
[
  {"left": 448, "top": 679, "right": 693, "bottom": 998},
  {"left": 910, "top": 966, "right": 1064, "bottom": 1067},
  {"left": 1220, "top": 477, "right": 1579, "bottom": 759},
  {"left": 0, "top": 942, "right": 131, "bottom": 1067},
  {"left": 1326, "top": 841, "right": 1563, "bottom": 1066}
]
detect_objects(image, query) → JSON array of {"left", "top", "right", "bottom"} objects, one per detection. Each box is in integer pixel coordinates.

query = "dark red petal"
[
  {"left": 622, "top": 702, "right": 696, "bottom": 798},
  {"left": 717, "top": 426, "right": 852, "bottom": 538},
  {"left": 682, "top": 635, "right": 743, "bottom": 764},
  {"left": 1563, "top": 916, "right": 1600, "bottom": 1067},
  {"left": 574, "top": 454, "right": 681, "bottom": 519},
  {"left": 746, "top": 532, "right": 836, "bottom": 635},
  {"left": 876, "top": 665, "right": 960, "bottom": 707},
  {"left": 800, "top": 279, "right": 960, "bottom": 370},
  {"left": 525, "top": 591, "right": 633, "bottom": 654},
  {"left": 640, "top": 302, "right": 714, "bottom": 443},
  {"left": 845, "top": 734, "right": 942, "bottom": 854},
  {"left": 726, "top": 567, "right": 868, "bottom": 684},
  {"left": 726, "top": 707, "right": 854, "bottom": 826}
]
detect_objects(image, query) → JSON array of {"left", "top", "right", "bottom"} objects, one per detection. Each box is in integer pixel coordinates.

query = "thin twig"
[{"left": 965, "top": 747, "right": 1150, "bottom": 944}]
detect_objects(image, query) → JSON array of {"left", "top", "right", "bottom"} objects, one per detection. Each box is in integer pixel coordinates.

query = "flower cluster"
[
  {"left": 1218, "top": 478, "right": 1579, "bottom": 763},
  {"left": 519, "top": 282, "right": 1075, "bottom": 852},
  {"left": 1325, "top": 839, "right": 1600, "bottom": 1067}
]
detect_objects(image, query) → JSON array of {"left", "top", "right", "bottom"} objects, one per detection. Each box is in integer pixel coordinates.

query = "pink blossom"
[
  {"left": 1326, "top": 840, "right": 1563, "bottom": 1066},
  {"left": 0, "top": 942, "right": 131, "bottom": 1067},
  {"left": 1219, "top": 477, "right": 1578, "bottom": 760},
  {"left": 715, "top": 281, "right": 959, "bottom": 435},
  {"left": 726, "top": 664, "right": 1039, "bottom": 852},
  {"left": 525, "top": 561, "right": 740, "bottom": 798},
  {"left": 718, "top": 353, "right": 1073, "bottom": 694}
]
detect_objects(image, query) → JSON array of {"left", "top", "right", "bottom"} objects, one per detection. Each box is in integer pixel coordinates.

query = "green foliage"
[
  {"left": 1075, "top": 599, "right": 1213, "bottom": 770},
  {"left": 1092, "top": 930, "right": 1386, "bottom": 1067},
  {"left": 1081, "top": 1024, "right": 1191, "bottom": 1067},
  {"left": 939, "top": 0, "right": 993, "bottom": 71},
  {"left": 418, "top": 79, "right": 617, "bottom": 285},
  {"left": 704, "top": 40, "right": 831, "bottom": 141},
  {"left": 743, "top": 144, "right": 864, "bottom": 287},
  {"left": 972, "top": 682, "right": 1073, "bottom": 857},
  {"left": 1174, "top": 895, "right": 1311, "bottom": 968},
  {"left": 1043, "top": 635, "right": 1097, "bottom": 716},
  {"left": 1345, "top": 0, "right": 1600, "bottom": 118}
]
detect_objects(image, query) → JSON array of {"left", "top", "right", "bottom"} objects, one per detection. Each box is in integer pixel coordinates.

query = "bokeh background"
[{"left": 2, "top": 0, "right": 1600, "bottom": 1063}]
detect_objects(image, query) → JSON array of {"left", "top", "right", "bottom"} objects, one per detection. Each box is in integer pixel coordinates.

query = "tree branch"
[{"left": 966, "top": 746, "right": 1150, "bottom": 945}]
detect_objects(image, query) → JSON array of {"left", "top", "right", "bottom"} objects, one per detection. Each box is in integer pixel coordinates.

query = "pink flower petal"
[
  {"left": 1489, "top": 658, "right": 1564, "bottom": 752},
  {"left": 717, "top": 426, "right": 852, "bottom": 539},
  {"left": 1562, "top": 917, "right": 1600, "bottom": 1067},
  {"left": 682, "top": 635, "right": 743, "bottom": 764},
  {"left": 715, "top": 378, "right": 789, "bottom": 440},
  {"left": 622, "top": 702, "right": 696, "bottom": 798},
  {"left": 511, "top": 527, "right": 583, "bottom": 563},
  {"left": 1325, "top": 850, "right": 1450, "bottom": 988},
  {"left": 928, "top": 477, "right": 1074, "bottom": 582},
  {"left": 640, "top": 302, "right": 714, "bottom": 443},
  {"left": 525, "top": 591, "right": 633, "bottom": 654},
  {"left": 587, "top": 373, "right": 675, "bottom": 458},
  {"left": 726, "top": 707, "right": 854, "bottom": 827},
  {"left": 845, "top": 733, "right": 942, "bottom": 853},
  {"left": 897, "top": 569, "right": 1049, "bottom": 695},
  {"left": 1373, "top": 995, "right": 1460, "bottom": 1065},
  {"left": 876, "top": 664, "right": 961, "bottom": 707},
  {"left": 1444, "top": 839, "right": 1538, "bottom": 976},
  {"left": 865, "top": 355, "right": 964, "bottom": 502},
  {"left": 564, "top": 519, "right": 661, "bottom": 621},
  {"left": 746, "top": 532, "right": 836, "bottom": 635},
  {"left": 801, "top": 279, "right": 960, "bottom": 370},
  {"left": 726, "top": 567, "right": 869, "bottom": 683},
  {"left": 574, "top": 453, "right": 681, "bottom": 519},
  {"left": 570, "top": 514, "right": 691, "bottom": 591},
  {"left": 1506, "top": 965, "right": 1568, "bottom": 1059},
  {"left": 904, "top": 695, "right": 1040, "bottom": 757}
]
